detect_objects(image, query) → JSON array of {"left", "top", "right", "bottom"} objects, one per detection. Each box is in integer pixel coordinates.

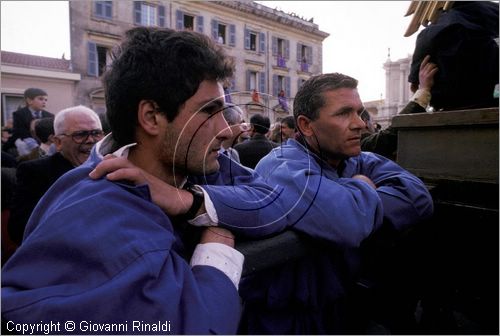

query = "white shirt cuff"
[
  {"left": 190, "top": 242, "right": 244, "bottom": 289},
  {"left": 187, "top": 185, "right": 219, "bottom": 227},
  {"left": 411, "top": 89, "right": 431, "bottom": 109}
]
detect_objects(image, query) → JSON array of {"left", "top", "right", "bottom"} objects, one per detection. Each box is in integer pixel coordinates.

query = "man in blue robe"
[
  {"left": 1, "top": 27, "right": 287, "bottom": 335},
  {"left": 238, "top": 73, "right": 434, "bottom": 334}
]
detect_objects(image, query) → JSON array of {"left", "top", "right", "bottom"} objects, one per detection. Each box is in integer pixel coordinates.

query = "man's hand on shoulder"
[{"left": 89, "top": 155, "right": 193, "bottom": 216}]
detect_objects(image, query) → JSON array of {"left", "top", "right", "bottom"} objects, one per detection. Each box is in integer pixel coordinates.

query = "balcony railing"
[{"left": 277, "top": 55, "right": 286, "bottom": 68}]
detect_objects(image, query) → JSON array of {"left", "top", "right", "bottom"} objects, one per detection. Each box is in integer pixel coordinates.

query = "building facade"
[
  {"left": 1, "top": 51, "right": 81, "bottom": 126},
  {"left": 376, "top": 55, "right": 413, "bottom": 128},
  {"left": 69, "top": 0, "right": 329, "bottom": 122}
]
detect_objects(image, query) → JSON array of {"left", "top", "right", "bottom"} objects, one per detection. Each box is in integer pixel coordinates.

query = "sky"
[{"left": 1, "top": 1, "right": 419, "bottom": 101}]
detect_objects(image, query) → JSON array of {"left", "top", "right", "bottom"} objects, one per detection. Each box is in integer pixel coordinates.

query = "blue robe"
[
  {"left": 1, "top": 144, "right": 287, "bottom": 335},
  {"left": 239, "top": 139, "right": 434, "bottom": 334}
]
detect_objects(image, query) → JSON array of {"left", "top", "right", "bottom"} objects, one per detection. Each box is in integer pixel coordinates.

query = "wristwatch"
[{"left": 184, "top": 184, "right": 204, "bottom": 219}]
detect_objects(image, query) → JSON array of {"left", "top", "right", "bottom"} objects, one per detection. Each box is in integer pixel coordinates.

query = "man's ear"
[
  {"left": 137, "top": 100, "right": 163, "bottom": 136},
  {"left": 296, "top": 115, "right": 314, "bottom": 137},
  {"left": 53, "top": 135, "right": 63, "bottom": 152}
]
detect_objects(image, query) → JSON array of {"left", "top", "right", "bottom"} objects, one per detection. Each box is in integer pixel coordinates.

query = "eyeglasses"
[{"left": 59, "top": 129, "right": 104, "bottom": 144}]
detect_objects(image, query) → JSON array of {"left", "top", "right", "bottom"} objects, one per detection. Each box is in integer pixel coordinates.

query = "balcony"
[{"left": 276, "top": 55, "right": 286, "bottom": 68}]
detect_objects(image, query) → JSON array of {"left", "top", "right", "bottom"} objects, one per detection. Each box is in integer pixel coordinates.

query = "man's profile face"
[
  {"left": 27, "top": 95, "right": 48, "bottom": 111},
  {"left": 308, "top": 88, "right": 366, "bottom": 165},
  {"left": 161, "top": 80, "right": 231, "bottom": 176}
]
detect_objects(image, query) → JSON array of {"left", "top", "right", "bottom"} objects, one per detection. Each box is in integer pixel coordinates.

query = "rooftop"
[{"left": 1, "top": 50, "right": 72, "bottom": 72}]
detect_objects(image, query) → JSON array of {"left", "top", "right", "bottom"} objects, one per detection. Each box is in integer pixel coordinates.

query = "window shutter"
[
  {"left": 296, "top": 43, "right": 302, "bottom": 62},
  {"left": 284, "top": 39, "right": 290, "bottom": 60},
  {"left": 285, "top": 76, "right": 291, "bottom": 97},
  {"left": 176, "top": 10, "right": 183, "bottom": 30},
  {"left": 104, "top": 1, "right": 112, "bottom": 19},
  {"left": 272, "top": 75, "right": 279, "bottom": 97},
  {"left": 196, "top": 16, "right": 204, "bottom": 33},
  {"left": 134, "top": 1, "right": 141, "bottom": 25},
  {"left": 88, "top": 41, "right": 98, "bottom": 77},
  {"left": 95, "top": 2, "right": 103, "bottom": 16},
  {"left": 307, "top": 46, "right": 313, "bottom": 65},
  {"left": 246, "top": 70, "right": 251, "bottom": 91},
  {"left": 211, "top": 20, "right": 218, "bottom": 40},
  {"left": 259, "top": 32, "right": 266, "bottom": 53},
  {"left": 244, "top": 28, "right": 250, "bottom": 50},
  {"left": 229, "top": 24, "right": 236, "bottom": 47},
  {"left": 298, "top": 78, "right": 303, "bottom": 91},
  {"left": 272, "top": 36, "right": 277, "bottom": 56},
  {"left": 158, "top": 6, "right": 165, "bottom": 27},
  {"left": 259, "top": 72, "right": 266, "bottom": 94}
]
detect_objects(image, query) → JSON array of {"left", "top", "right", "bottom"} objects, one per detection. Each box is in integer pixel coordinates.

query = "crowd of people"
[{"left": 1, "top": 5, "right": 497, "bottom": 332}]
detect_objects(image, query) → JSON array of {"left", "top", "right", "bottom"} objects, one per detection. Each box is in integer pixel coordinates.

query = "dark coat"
[
  {"left": 409, "top": 1, "right": 499, "bottom": 110},
  {"left": 8, "top": 152, "right": 73, "bottom": 245},
  {"left": 234, "top": 133, "right": 279, "bottom": 169}
]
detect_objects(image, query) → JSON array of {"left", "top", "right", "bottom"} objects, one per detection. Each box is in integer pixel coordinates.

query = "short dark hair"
[
  {"left": 293, "top": 73, "right": 358, "bottom": 122},
  {"left": 34, "top": 117, "right": 54, "bottom": 143},
  {"left": 281, "top": 116, "right": 295, "bottom": 129},
  {"left": 24, "top": 88, "right": 47, "bottom": 99},
  {"left": 250, "top": 114, "right": 270, "bottom": 134},
  {"left": 103, "top": 27, "right": 234, "bottom": 147}
]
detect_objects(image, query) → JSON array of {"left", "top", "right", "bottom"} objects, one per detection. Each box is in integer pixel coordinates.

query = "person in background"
[
  {"left": 273, "top": 89, "right": 289, "bottom": 113},
  {"left": 238, "top": 72, "right": 434, "bottom": 334},
  {"left": 221, "top": 103, "right": 245, "bottom": 163},
  {"left": 409, "top": 1, "right": 498, "bottom": 111},
  {"left": 280, "top": 115, "right": 296, "bottom": 142},
  {"left": 3, "top": 88, "right": 53, "bottom": 152},
  {"left": 2, "top": 27, "right": 287, "bottom": 334},
  {"left": 234, "top": 113, "right": 279, "bottom": 169},
  {"left": 16, "top": 117, "right": 56, "bottom": 163},
  {"left": 8, "top": 105, "right": 103, "bottom": 247}
]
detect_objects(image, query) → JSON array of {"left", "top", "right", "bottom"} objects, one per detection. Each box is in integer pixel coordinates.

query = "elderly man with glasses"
[{"left": 8, "top": 105, "right": 103, "bottom": 247}]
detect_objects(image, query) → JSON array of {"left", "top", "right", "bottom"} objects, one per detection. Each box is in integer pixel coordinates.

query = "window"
[
  {"left": 212, "top": 20, "right": 235, "bottom": 47},
  {"left": 272, "top": 37, "right": 290, "bottom": 58},
  {"left": 246, "top": 70, "right": 266, "bottom": 93},
  {"left": 134, "top": 1, "right": 165, "bottom": 27},
  {"left": 94, "top": 1, "right": 112, "bottom": 19},
  {"left": 249, "top": 71, "right": 257, "bottom": 90},
  {"left": 218, "top": 23, "right": 226, "bottom": 44},
  {"left": 272, "top": 36, "right": 290, "bottom": 67},
  {"left": 141, "top": 3, "right": 156, "bottom": 26},
  {"left": 176, "top": 11, "right": 203, "bottom": 32},
  {"left": 273, "top": 74, "right": 291, "bottom": 97},
  {"left": 245, "top": 29, "right": 265, "bottom": 52},
  {"left": 183, "top": 14, "right": 194, "bottom": 30},
  {"left": 250, "top": 32, "right": 257, "bottom": 51},
  {"left": 277, "top": 38, "right": 285, "bottom": 57},
  {"left": 1, "top": 94, "right": 24, "bottom": 125},
  {"left": 88, "top": 42, "right": 111, "bottom": 77},
  {"left": 297, "top": 43, "right": 313, "bottom": 72}
]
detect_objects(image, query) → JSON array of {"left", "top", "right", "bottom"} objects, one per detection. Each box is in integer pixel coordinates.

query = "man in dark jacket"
[
  {"left": 8, "top": 105, "right": 103, "bottom": 246},
  {"left": 409, "top": 1, "right": 499, "bottom": 111},
  {"left": 234, "top": 113, "right": 278, "bottom": 169}
]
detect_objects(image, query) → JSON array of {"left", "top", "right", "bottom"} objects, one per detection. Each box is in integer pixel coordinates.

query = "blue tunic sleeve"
[
  {"left": 255, "top": 144, "right": 384, "bottom": 247},
  {"left": 346, "top": 152, "right": 434, "bottom": 231},
  {"left": 190, "top": 154, "right": 289, "bottom": 238},
  {"left": 2, "top": 169, "right": 242, "bottom": 335}
]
